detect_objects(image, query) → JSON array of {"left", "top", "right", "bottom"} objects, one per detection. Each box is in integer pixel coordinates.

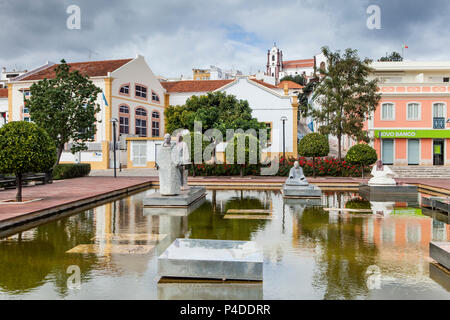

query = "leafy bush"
[
  {"left": 298, "top": 133, "right": 330, "bottom": 177},
  {"left": 345, "top": 144, "right": 378, "bottom": 177},
  {"left": 53, "top": 163, "right": 91, "bottom": 180},
  {"left": 0, "top": 121, "right": 56, "bottom": 201}
]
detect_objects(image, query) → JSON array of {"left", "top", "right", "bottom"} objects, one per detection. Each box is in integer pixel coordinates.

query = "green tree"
[
  {"left": 345, "top": 144, "right": 378, "bottom": 178},
  {"left": 310, "top": 47, "right": 381, "bottom": 160},
  {"left": 378, "top": 52, "right": 403, "bottom": 62},
  {"left": 280, "top": 74, "right": 306, "bottom": 86},
  {"left": 26, "top": 60, "right": 102, "bottom": 167},
  {"left": 226, "top": 133, "right": 261, "bottom": 177},
  {"left": 0, "top": 121, "right": 56, "bottom": 202},
  {"left": 165, "top": 92, "right": 267, "bottom": 137},
  {"left": 298, "top": 80, "right": 319, "bottom": 120},
  {"left": 298, "top": 133, "right": 329, "bottom": 178}
]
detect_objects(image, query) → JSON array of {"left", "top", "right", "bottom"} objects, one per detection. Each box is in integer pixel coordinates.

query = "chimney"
[{"left": 283, "top": 82, "right": 289, "bottom": 96}]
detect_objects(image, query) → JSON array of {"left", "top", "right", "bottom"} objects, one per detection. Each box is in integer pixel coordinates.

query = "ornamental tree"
[
  {"left": 298, "top": 133, "right": 330, "bottom": 178},
  {"left": 345, "top": 144, "right": 378, "bottom": 178},
  {"left": 310, "top": 47, "right": 381, "bottom": 160},
  {"left": 26, "top": 59, "right": 102, "bottom": 167},
  {"left": 0, "top": 121, "right": 56, "bottom": 202},
  {"left": 226, "top": 133, "right": 261, "bottom": 177}
]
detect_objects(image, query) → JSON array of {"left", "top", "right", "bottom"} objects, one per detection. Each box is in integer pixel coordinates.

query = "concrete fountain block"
[
  {"left": 143, "top": 187, "right": 206, "bottom": 208},
  {"left": 282, "top": 184, "right": 322, "bottom": 198},
  {"left": 430, "top": 242, "right": 450, "bottom": 270},
  {"left": 158, "top": 239, "right": 263, "bottom": 281}
]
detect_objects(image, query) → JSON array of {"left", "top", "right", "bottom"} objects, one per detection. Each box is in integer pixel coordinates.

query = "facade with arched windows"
[{"left": 8, "top": 55, "right": 167, "bottom": 169}]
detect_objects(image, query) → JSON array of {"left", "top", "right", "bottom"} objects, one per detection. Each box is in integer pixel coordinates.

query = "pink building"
[{"left": 368, "top": 62, "right": 450, "bottom": 166}]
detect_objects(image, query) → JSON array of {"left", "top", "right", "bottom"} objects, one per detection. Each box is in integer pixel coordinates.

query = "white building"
[
  {"left": 265, "top": 44, "right": 327, "bottom": 84},
  {"left": 8, "top": 55, "right": 166, "bottom": 169},
  {"left": 125, "top": 76, "right": 299, "bottom": 168},
  {"left": 193, "top": 65, "right": 242, "bottom": 80},
  {"left": 0, "top": 88, "right": 8, "bottom": 127},
  {"left": 0, "top": 67, "right": 27, "bottom": 88}
]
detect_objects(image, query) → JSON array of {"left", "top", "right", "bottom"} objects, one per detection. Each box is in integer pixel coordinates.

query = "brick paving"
[{"left": 0, "top": 177, "right": 154, "bottom": 227}]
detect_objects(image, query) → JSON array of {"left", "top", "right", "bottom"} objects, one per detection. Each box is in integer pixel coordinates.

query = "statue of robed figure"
[{"left": 156, "top": 134, "right": 182, "bottom": 195}]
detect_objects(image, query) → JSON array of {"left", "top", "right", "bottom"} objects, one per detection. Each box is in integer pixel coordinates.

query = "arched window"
[
  {"left": 135, "top": 107, "right": 148, "bottom": 137},
  {"left": 119, "top": 105, "right": 129, "bottom": 134},
  {"left": 119, "top": 84, "right": 130, "bottom": 96},
  {"left": 151, "top": 111, "right": 160, "bottom": 137},
  {"left": 151, "top": 90, "right": 160, "bottom": 103},
  {"left": 272, "top": 55, "right": 275, "bottom": 61}
]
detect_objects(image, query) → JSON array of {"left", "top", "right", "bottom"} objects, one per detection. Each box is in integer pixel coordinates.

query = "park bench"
[{"left": 0, "top": 172, "right": 52, "bottom": 190}]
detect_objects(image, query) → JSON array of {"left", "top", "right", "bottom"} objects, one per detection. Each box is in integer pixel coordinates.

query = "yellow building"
[{"left": 193, "top": 69, "right": 211, "bottom": 80}]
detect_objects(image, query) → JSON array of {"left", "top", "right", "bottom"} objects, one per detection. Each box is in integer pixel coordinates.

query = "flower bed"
[{"left": 189, "top": 157, "right": 370, "bottom": 177}]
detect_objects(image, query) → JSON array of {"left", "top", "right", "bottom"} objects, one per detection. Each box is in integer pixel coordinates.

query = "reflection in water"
[{"left": 0, "top": 189, "right": 448, "bottom": 300}]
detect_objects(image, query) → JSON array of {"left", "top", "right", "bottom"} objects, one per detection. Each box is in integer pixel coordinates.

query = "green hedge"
[{"left": 53, "top": 163, "right": 91, "bottom": 180}]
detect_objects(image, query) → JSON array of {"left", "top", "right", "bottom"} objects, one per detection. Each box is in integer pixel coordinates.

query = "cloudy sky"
[{"left": 1, "top": 0, "right": 449, "bottom": 77}]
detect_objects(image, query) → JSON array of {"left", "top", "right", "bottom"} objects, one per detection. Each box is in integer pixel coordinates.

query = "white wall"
[
  {"left": 0, "top": 97, "right": 7, "bottom": 127},
  {"left": 218, "top": 78, "right": 294, "bottom": 153}
]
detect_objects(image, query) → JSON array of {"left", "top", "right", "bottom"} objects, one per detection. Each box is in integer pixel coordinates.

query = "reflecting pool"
[{"left": 0, "top": 189, "right": 449, "bottom": 300}]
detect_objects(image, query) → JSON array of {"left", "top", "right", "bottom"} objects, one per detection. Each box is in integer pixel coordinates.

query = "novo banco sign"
[{"left": 374, "top": 129, "right": 450, "bottom": 139}]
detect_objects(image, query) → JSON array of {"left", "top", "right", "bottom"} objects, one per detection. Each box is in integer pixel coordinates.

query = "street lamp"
[
  {"left": 281, "top": 116, "right": 288, "bottom": 161},
  {"left": 111, "top": 117, "right": 118, "bottom": 178}
]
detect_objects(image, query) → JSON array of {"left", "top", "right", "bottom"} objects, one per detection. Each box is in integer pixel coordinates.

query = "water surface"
[{"left": 0, "top": 189, "right": 448, "bottom": 300}]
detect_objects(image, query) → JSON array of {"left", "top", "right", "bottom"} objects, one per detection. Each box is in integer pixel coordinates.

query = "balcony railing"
[{"left": 433, "top": 117, "right": 445, "bottom": 129}]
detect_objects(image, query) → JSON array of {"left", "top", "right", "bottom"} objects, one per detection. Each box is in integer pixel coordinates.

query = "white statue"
[
  {"left": 156, "top": 134, "right": 181, "bottom": 195},
  {"left": 176, "top": 134, "right": 191, "bottom": 191},
  {"left": 286, "top": 161, "right": 309, "bottom": 186},
  {"left": 368, "top": 160, "right": 398, "bottom": 186}
]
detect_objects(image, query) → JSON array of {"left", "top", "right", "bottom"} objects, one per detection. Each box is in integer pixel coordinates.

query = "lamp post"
[
  {"left": 111, "top": 117, "right": 118, "bottom": 178},
  {"left": 281, "top": 116, "right": 288, "bottom": 161}
]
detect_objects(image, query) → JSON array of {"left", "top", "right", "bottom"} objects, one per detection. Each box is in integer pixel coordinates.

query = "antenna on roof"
[{"left": 88, "top": 49, "right": 98, "bottom": 60}]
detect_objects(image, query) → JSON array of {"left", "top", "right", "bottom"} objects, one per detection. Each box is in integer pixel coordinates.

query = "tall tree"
[
  {"left": 26, "top": 60, "right": 102, "bottom": 167},
  {"left": 310, "top": 47, "right": 381, "bottom": 160},
  {"left": 378, "top": 52, "right": 403, "bottom": 62}
]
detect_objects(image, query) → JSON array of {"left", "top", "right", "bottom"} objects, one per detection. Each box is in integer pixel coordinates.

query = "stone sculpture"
[
  {"left": 156, "top": 134, "right": 181, "bottom": 195},
  {"left": 368, "top": 160, "right": 398, "bottom": 186},
  {"left": 286, "top": 161, "right": 309, "bottom": 186},
  {"left": 282, "top": 161, "right": 321, "bottom": 198},
  {"left": 176, "top": 134, "right": 191, "bottom": 191}
]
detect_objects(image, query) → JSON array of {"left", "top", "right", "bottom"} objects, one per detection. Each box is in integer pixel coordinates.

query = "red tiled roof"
[
  {"left": 282, "top": 59, "right": 314, "bottom": 69},
  {"left": 276, "top": 80, "right": 304, "bottom": 89},
  {"left": 20, "top": 59, "right": 133, "bottom": 81},
  {"left": 160, "top": 80, "right": 233, "bottom": 93},
  {"left": 249, "top": 79, "right": 278, "bottom": 89},
  {"left": 0, "top": 88, "right": 8, "bottom": 98}
]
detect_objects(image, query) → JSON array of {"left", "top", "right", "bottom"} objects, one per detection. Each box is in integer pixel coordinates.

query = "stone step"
[{"left": 390, "top": 166, "right": 450, "bottom": 178}]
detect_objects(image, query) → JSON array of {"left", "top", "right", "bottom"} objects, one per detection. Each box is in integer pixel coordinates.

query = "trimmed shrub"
[
  {"left": 345, "top": 144, "right": 378, "bottom": 177},
  {"left": 53, "top": 163, "right": 91, "bottom": 180},
  {"left": 298, "top": 133, "right": 330, "bottom": 177},
  {"left": 0, "top": 121, "right": 56, "bottom": 201}
]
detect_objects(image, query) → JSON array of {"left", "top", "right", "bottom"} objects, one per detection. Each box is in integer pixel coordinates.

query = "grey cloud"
[{"left": 0, "top": 0, "right": 449, "bottom": 76}]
